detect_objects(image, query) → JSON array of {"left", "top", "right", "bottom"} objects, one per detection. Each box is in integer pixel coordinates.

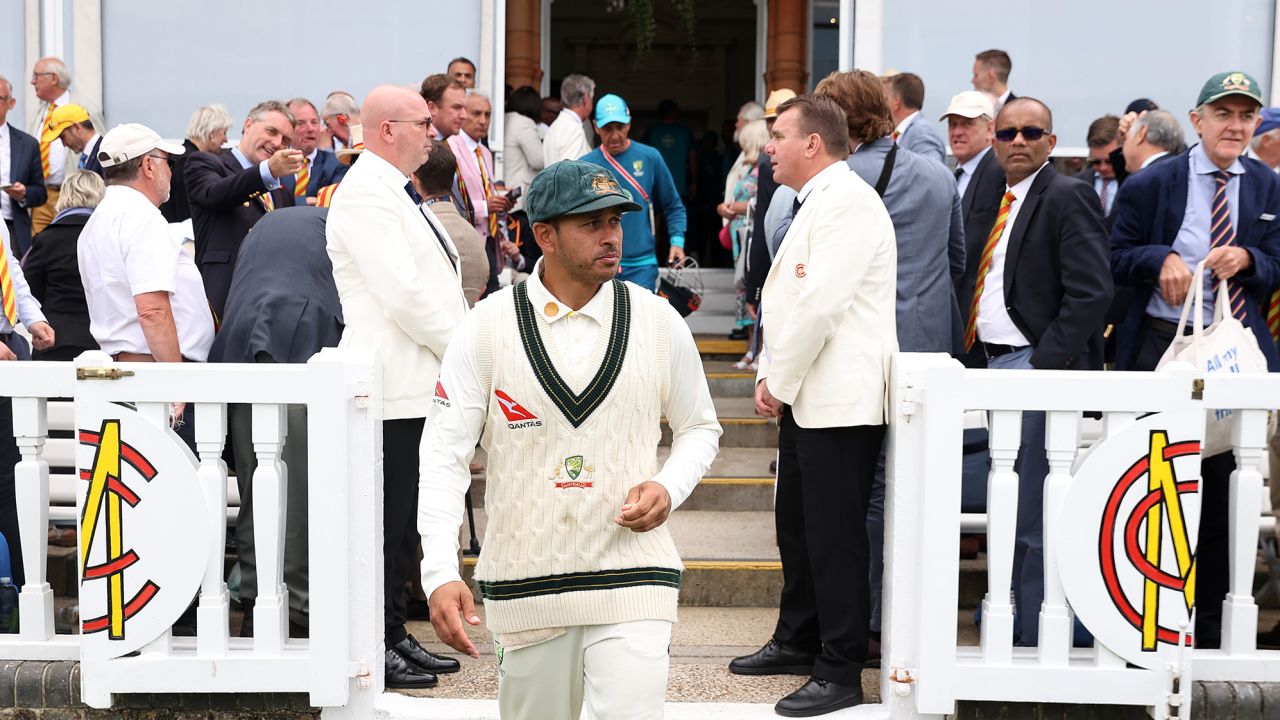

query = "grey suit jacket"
[
  {"left": 849, "top": 138, "right": 965, "bottom": 353},
  {"left": 898, "top": 114, "right": 947, "bottom": 165}
]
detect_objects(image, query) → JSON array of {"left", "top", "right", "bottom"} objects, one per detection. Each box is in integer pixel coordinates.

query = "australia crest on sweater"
[{"left": 552, "top": 455, "right": 595, "bottom": 489}]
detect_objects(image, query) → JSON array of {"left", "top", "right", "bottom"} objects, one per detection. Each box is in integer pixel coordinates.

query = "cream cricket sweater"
[{"left": 472, "top": 278, "right": 683, "bottom": 635}]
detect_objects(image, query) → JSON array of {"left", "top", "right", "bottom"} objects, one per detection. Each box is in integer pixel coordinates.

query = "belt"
[
  {"left": 113, "top": 352, "right": 193, "bottom": 362},
  {"left": 980, "top": 342, "right": 1028, "bottom": 359},
  {"left": 45, "top": 184, "right": 61, "bottom": 191},
  {"left": 1143, "top": 316, "right": 1195, "bottom": 336}
]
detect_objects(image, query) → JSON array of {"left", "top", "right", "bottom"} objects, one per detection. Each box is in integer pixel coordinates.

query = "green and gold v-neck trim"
[{"left": 513, "top": 279, "right": 631, "bottom": 428}]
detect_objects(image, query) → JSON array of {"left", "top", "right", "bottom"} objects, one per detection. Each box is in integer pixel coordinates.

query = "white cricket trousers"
[{"left": 496, "top": 619, "right": 672, "bottom": 719}]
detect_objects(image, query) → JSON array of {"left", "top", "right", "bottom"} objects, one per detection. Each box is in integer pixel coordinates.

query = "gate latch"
[
  {"left": 76, "top": 368, "right": 135, "bottom": 381},
  {"left": 1191, "top": 378, "right": 1204, "bottom": 400}
]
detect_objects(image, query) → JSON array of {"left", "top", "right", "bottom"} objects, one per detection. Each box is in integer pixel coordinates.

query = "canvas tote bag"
[{"left": 1156, "top": 260, "right": 1272, "bottom": 456}]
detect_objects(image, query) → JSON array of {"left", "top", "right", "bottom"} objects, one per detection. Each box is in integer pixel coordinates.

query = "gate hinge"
[
  {"left": 888, "top": 666, "right": 916, "bottom": 696},
  {"left": 76, "top": 368, "right": 135, "bottom": 381},
  {"left": 1191, "top": 378, "right": 1204, "bottom": 400}
]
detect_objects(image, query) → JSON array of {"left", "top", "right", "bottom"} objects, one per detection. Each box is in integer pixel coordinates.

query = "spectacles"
[
  {"left": 145, "top": 153, "right": 173, "bottom": 168},
  {"left": 994, "top": 126, "right": 1048, "bottom": 142},
  {"left": 388, "top": 118, "right": 433, "bottom": 130},
  {"left": 1087, "top": 158, "right": 1112, "bottom": 167}
]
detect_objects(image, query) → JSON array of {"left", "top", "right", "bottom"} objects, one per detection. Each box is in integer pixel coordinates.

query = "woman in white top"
[{"left": 503, "top": 86, "right": 546, "bottom": 211}]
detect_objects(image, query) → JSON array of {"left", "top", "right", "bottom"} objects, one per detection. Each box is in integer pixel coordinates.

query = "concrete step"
[
  {"left": 663, "top": 267, "right": 737, "bottom": 292},
  {"left": 695, "top": 335, "right": 748, "bottom": 359},
  {"left": 664, "top": 414, "right": 774, "bottom": 448},
  {"left": 702, "top": 360, "right": 755, "bottom": 398},
  {"left": 400, "top": 605, "right": 882, "bottom": 707}
]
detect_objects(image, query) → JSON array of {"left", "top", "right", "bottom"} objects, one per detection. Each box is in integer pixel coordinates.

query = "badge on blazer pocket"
[{"left": 794, "top": 263, "right": 806, "bottom": 278}]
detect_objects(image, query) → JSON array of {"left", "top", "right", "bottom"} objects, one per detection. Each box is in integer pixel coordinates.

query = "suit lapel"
[
  {"left": 1162, "top": 151, "right": 1191, "bottom": 247},
  {"left": 1002, "top": 165, "right": 1053, "bottom": 296},
  {"left": 1238, "top": 164, "right": 1260, "bottom": 247}
]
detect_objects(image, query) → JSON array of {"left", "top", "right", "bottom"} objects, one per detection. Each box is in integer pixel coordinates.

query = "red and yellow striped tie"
[
  {"left": 315, "top": 183, "right": 338, "bottom": 208},
  {"left": 0, "top": 236, "right": 18, "bottom": 327},
  {"left": 258, "top": 192, "right": 274, "bottom": 212},
  {"left": 475, "top": 147, "right": 499, "bottom": 238},
  {"left": 1268, "top": 289, "right": 1280, "bottom": 343},
  {"left": 964, "top": 190, "right": 1017, "bottom": 352},
  {"left": 294, "top": 157, "right": 310, "bottom": 197},
  {"left": 39, "top": 103, "right": 57, "bottom": 178}
]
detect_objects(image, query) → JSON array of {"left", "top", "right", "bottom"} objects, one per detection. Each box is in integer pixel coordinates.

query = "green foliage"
[{"left": 625, "top": 0, "right": 698, "bottom": 57}]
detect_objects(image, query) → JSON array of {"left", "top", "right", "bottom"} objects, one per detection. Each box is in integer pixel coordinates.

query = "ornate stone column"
[
  {"left": 765, "top": 0, "right": 807, "bottom": 93},
  {"left": 506, "top": 0, "right": 542, "bottom": 90}
]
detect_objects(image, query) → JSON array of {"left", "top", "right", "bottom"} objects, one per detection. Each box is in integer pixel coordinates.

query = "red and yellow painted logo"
[
  {"left": 1099, "top": 431, "right": 1199, "bottom": 651},
  {"left": 78, "top": 420, "right": 160, "bottom": 640}
]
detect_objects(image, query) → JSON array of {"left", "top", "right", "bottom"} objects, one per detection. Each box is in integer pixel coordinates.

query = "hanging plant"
[{"left": 622, "top": 0, "right": 698, "bottom": 57}]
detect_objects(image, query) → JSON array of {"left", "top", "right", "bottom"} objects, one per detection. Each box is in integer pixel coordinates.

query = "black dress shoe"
[
  {"left": 729, "top": 638, "right": 815, "bottom": 676},
  {"left": 775, "top": 677, "right": 864, "bottom": 717},
  {"left": 393, "top": 634, "right": 461, "bottom": 674},
  {"left": 729, "top": 327, "right": 749, "bottom": 340},
  {"left": 385, "top": 648, "right": 437, "bottom": 689}
]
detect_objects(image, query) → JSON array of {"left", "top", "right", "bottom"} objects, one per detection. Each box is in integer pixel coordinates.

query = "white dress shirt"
[
  {"left": 976, "top": 162, "right": 1048, "bottom": 347},
  {"left": 77, "top": 185, "right": 214, "bottom": 360},
  {"left": 79, "top": 133, "right": 100, "bottom": 169},
  {"left": 0, "top": 123, "right": 11, "bottom": 222},
  {"left": 0, "top": 221, "right": 46, "bottom": 333},
  {"left": 894, "top": 111, "right": 920, "bottom": 138},
  {"left": 543, "top": 108, "right": 592, "bottom": 166},
  {"left": 1141, "top": 151, "right": 1170, "bottom": 170},
  {"left": 36, "top": 91, "right": 71, "bottom": 185},
  {"left": 955, "top": 146, "right": 990, "bottom": 199},
  {"left": 418, "top": 261, "right": 721, "bottom": 595}
]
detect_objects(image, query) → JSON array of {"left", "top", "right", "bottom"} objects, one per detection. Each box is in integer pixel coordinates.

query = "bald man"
[{"left": 326, "top": 85, "right": 469, "bottom": 689}]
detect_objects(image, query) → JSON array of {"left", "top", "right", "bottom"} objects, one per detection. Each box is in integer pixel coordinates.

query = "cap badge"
[
  {"left": 1223, "top": 72, "right": 1251, "bottom": 91},
  {"left": 591, "top": 174, "right": 620, "bottom": 195}
]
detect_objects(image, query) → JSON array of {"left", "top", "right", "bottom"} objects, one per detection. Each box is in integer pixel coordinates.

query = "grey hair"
[
  {"left": 737, "top": 119, "right": 770, "bottom": 164},
  {"left": 466, "top": 90, "right": 491, "bottom": 104},
  {"left": 1138, "top": 110, "right": 1187, "bottom": 154},
  {"left": 286, "top": 97, "right": 319, "bottom": 117},
  {"left": 560, "top": 74, "right": 596, "bottom": 108},
  {"left": 0, "top": 74, "right": 10, "bottom": 97},
  {"left": 54, "top": 170, "right": 104, "bottom": 212},
  {"left": 246, "top": 100, "right": 295, "bottom": 126},
  {"left": 186, "top": 104, "right": 233, "bottom": 143},
  {"left": 1254, "top": 128, "right": 1280, "bottom": 149},
  {"left": 321, "top": 91, "right": 359, "bottom": 120},
  {"left": 40, "top": 58, "right": 71, "bottom": 89},
  {"left": 739, "top": 101, "right": 765, "bottom": 123}
]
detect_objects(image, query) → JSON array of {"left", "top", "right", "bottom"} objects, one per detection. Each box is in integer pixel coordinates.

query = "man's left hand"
[
  {"left": 500, "top": 239, "right": 521, "bottom": 260},
  {"left": 2, "top": 182, "right": 26, "bottom": 203},
  {"left": 28, "top": 322, "right": 54, "bottom": 350},
  {"left": 488, "top": 194, "right": 512, "bottom": 214},
  {"left": 754, "top": 379, "right": 782, "bottom": 418},
  {"left": 668, "top": 245, "right": 685, "bottom": 265},
  {"left": 1204, "top": 245, "right": 1252, "bottom": 281},
  {"left": 615, "top": 481, "right": 672, "bottom": 532}
]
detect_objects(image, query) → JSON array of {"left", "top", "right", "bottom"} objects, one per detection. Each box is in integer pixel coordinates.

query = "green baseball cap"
[
  {"left": 525, "top": 160, "right": 641, "bottom": 224},
  {"left": 1197, "top": 71, "right": 1264, "bottom": 108}
]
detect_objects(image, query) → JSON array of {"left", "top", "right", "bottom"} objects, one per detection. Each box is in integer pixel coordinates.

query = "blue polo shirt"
[{"left": 580, "top": 140, "right": 687, "bottom": 268}]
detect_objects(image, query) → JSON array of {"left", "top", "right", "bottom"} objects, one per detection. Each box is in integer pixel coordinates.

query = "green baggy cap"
[
  {"left": 526, "top": 160, "right": 642, "bottom": 224},
  {"left": 1197, "top": 71, "right": 1264, "bottom": 108}
]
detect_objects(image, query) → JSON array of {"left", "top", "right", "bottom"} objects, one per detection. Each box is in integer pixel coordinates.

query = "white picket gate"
[{"left": 882, "top": 353, "right": 1280, "bottom": 719}]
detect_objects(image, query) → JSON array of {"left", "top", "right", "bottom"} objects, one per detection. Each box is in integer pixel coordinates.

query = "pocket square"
[{"left": 1262, "top": 213, "right": 1276, "bottom": 221}]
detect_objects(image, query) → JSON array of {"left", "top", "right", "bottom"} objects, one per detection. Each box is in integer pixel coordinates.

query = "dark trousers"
[
  {"left": 773, "top": 408, "right": 884, "bottom": 685},
  {"left": 1132, "top": 314, "right": 1230, "bottom": 646},
  {"left": 383, "top": 417, "right": 425, "bottom": 646},
  {"left": 0, "top": 333, "right": 31, "bottom": 587}
]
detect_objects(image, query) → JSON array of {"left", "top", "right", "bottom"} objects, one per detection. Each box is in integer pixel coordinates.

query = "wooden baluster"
[
  {"left": 1223, "top": 408, "right": 1267, "bottom": 654},
  {"left": 981, "top": 410, "right": 1020, "bottom": 664},
  {"left": 252, "top": 404, "right": 289, "bottom": 653},
  {"left": 12, "top": 397, "right": 53, "bottom": 640},
  {"left": 1038, "top": 410, "right": 1079, "bottom": 666},
  {"left": 195, "top": 403, "right": 230, "bottom": 655}
]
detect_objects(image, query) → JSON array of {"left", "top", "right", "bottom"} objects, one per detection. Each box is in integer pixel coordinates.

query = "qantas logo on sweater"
[
  {"left": 433, "top": 381, "right": 450, "bottom": 408},
  {"left": 495, "top": 390, "right": 542, "bottom": 429}
]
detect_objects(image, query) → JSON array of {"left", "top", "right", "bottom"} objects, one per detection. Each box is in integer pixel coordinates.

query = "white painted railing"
[
  {"left": 0, "top": 349, "right": 383, "bottom": 711},
  {"left": 882, "top": 353, "right": 1280, "bottom": 719}
]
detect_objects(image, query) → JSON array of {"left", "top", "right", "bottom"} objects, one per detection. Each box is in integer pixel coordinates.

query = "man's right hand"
[
  {"left": 0, "top": 343, "right": 15, "bottom": 361},
  {"left": 1159, "top": 252, "right": 1194, "bottom": 307},
  {"left": 428, "top": 581, "right": 481, "bottom": 658},
  {"left": 1116, "top": 111, "right": 1141, "bottom": 144},
  {"left": 268, "top": 149, "right": 306, "bottom": 178}
]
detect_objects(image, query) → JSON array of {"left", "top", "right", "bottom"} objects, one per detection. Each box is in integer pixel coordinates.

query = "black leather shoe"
[
  {"left": 729, "top": 638, "right": 815, "bottom": 676},
  {"left": 393, "top": 634, "right": 461, "bottom": 674},
  {"left": 775, "top": 677, "right": 864, "bottom": 717},
  {"left": 385, "top": 648, "right": 437, "bottom": 689}
]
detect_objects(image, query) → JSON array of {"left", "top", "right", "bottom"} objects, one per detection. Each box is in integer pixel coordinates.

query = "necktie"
[
  {"left": 39, "top": 103, "right": 57, "bottom": 178},
  {"left": 475, "top": 146, "right": 499, "bottom": 238},
  {"left": 454, "top": 162, "right": 475, "bottom": 224},
  {"left": 0, "top": 235, "right": 17, "bottom": 327},
  {"left": 1098, "top": 178, "right": 1110, "bottom": 214},
  {"left": 791, "top": 196, "right": 802, "bottom": 217},
  {"left": 294, "top": 157, "right": 310, "bottom": 197},
  {"left": 258, "top": 192, "right": 274, "bottom": 213},
  {"left": 964, "top": 190, "right": 1017, "bottom": 351},
  {"left": 78, "top": 154, "right": 87, "bottom": 170},
  {"left": 1209, "top": 170, "right": 1248, "bottom": 322},
  {"left": 954, "top": 166, "right": 964, "bottom": 181}
]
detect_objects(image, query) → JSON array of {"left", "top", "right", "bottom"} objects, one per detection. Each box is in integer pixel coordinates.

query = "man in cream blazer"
[
  {"left": 326, "top": 85, "right": 467, "bottom": 690},
  {"left": 729, "top": 95, "right": 896, "bottom": 718}
]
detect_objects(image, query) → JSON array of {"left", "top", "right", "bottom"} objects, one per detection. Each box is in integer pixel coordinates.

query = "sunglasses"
[
  {"left": 1088, "top": 158, "right": 1112, "bottom": 167},
  {"left": 994, "top": 126, "right": 1048, "bottom": 142}
]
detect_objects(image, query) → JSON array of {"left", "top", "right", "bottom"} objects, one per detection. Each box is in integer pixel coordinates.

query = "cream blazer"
[
  {"left": 756, "top": 163, "right": 898, "bottom": 428},
  {"left": 326, "top": 151, "right": 467, "bottom": 419}
]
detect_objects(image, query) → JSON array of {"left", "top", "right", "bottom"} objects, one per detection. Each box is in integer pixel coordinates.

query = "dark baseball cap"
[
  {"left": 1258, "top": 107, "right": 1280, "bottom": 135},
  {"left": 1196, "top": 71, "right": 1264, "bottom": 108},
  {"left": 525, "top": 160, "right": 641, "bottom": 224}
]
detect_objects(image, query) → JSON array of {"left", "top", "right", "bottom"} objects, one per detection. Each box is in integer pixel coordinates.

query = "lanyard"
[{"left": 600, "top": 146, "right": 655, "bottom": 233}]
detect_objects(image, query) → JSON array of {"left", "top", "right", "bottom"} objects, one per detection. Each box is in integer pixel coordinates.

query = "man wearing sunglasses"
[
  {"left": 1111, "top": 71, "right": 1280, "bottom": 649},
  {"left": 970, "top": 96, "right": 1113, "bottom": 647}
]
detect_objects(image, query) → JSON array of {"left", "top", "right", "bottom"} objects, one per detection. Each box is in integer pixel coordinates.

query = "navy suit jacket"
[
  {"left": 1110, "top": 149, "right": 1280, "bottom": 370},
  {"left": 956, "top": 148, "right": 1007, "bottom": 362},
  {"left": 285, "top": 149, "right": 348, "bottom": 197},
  {"left": 5, "top": 124, "right": 48, "bottom": 257},
  {"left": 81, "top": 136, "right": 104, "bottom": 177}
]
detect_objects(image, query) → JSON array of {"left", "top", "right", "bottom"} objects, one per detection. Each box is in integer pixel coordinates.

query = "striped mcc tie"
[
  {"left": 475, "top": 146, "right": 499, "bottom": 238},
  {"left": 1209, "top": 170, "right": 1248, "bottom": 323},
  {"left": 964, "top": 190, "right": 1017, "bottom": 352},
  {"left": 0, "top": 235, "right": 17, "bottom": 326},
  {"left": 39, "top": 103, "right": 57, "bottom": 178},
  {"left": 294, "top": 157, "right": 310, "bottom": 197}
]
